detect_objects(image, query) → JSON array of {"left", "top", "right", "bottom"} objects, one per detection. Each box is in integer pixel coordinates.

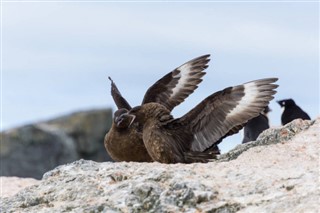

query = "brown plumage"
[
  {"left": 128, "top": 78, "right": 278, "bottom": 163},
  {"left": 104, "top": 54, "right": 210, "bottom": 162},
  {"left": 104, "top": 109, "right": 152, "bottom": 162}
]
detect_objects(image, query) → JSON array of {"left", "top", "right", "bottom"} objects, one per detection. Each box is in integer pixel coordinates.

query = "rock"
[
  {"left": 1, "top": 117, "right": 319, "bottom": 212},
  {"left": 0, "top": 124, "right": 79, "bottom": 179},
  {"left": 44, "top": 109, "right": 113, "bottom": 162},
  {"left": 218, "top": 118, "right": 316, "bottom": 162},
  {"left": 0, "top": 109, "right": 113, "bottom": 179},
  {"left": 0, "top": 177, "right": 40, "bottom": 198}
]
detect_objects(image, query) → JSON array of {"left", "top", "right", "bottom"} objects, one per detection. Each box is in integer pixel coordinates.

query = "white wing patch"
[
  {"left": 170, "top": 63, "right": 192, "bottom": 98},
  {"left": 227, "top": 82, "right": 259, "bottom": 118}
]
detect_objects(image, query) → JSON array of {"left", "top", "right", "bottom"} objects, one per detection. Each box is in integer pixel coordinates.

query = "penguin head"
[{"left": 277, "top": 99, "right": 296, "bottom": 108}]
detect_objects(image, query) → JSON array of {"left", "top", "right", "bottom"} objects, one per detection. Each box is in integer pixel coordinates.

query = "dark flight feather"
[
  {"left": 108, "top": 76, "right": 132, "bottom": 110},
  {"left": 142, "top": 54, "right": 210, "bottom": 110},
  {"left": 173, "top": 78, "right": 278, "bottom": 152}
]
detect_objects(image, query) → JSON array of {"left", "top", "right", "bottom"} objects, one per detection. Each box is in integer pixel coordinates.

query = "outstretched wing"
[
  {"left": 108, "top": 77, "right": 132, "bottom": 110},
  {"left": 142, "top": 54, "right": 210, "bottom": 111},
  {"left": 204, "top": 123, "right": 246, "bottom": 152},
  {"left": 171, "top": 78, "right": 278, "bottom": 152}
]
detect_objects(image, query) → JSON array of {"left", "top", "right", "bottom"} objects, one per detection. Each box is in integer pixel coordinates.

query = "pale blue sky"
[{"left": 1, "top": 1, "right": 319, "bottom": 152}]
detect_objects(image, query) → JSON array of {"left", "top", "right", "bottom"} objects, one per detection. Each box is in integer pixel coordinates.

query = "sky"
[{"left": 1, "top": 1, "right": 319, "bottom": 152}]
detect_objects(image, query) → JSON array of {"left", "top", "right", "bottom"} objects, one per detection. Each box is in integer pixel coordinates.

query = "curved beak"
[
  {"left": 115, "top": 115, "right": 123, "bottom": 126},
  {"left": 128, "top": 114, "right": 136, "bottom": 127}
]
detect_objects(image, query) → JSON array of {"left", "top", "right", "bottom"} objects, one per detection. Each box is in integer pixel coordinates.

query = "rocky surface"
[
  {"left": 0, "top": 177, "right": 40, "bottom": 198},
  {"left": 1, "top": 118, "right": 319, "bottom": 212},
  {"left": 0, "top": 109, "right": 113, "bottom": 179}
]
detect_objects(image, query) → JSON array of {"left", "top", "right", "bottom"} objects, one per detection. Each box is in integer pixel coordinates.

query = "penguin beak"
[{"left": 276, "top": 100, "right": 283, "bottom": 107}]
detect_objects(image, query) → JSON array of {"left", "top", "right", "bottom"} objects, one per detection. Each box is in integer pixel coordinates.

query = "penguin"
[
  {"left": 277, "top": 99, "right": 311, "bottom": 125},
  {"left": 242, "top": 106, "right": 270, "bottom": 143}
]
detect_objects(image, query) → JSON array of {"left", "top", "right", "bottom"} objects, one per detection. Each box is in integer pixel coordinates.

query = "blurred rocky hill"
[
  {"left": 0, "top": 109, "right": 113, "bottom": 179},
  {"left": 1, "top": 118, "right": 319, "bottom": 212}
]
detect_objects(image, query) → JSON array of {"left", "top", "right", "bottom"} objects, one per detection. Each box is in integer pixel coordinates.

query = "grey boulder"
[
  {"left": 0, "top": 108, "right": 113, "bottom": 179},
  {"left": 0, "top": 124, "right": 78, "bottom": 179}
]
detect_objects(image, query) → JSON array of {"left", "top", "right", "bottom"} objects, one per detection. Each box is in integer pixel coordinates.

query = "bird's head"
[
  {"left": 263, "top": 106, "right": 271, "bottom": 114},
  {"left": 113, "top": 108, "right": 133, "bottom": 129},
  {"left": 277, "top": 99, "right": 295, "bottom": 108},
  {"left": 128, "top": 103, "right": 172, "bottom": 126}
]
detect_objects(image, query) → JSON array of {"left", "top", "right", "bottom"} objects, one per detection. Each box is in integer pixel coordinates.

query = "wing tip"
[
  {"left": 181, "top": 54, "right": 211, "bottom": 70},
  {"left": 108, "top": 76, "right": 114, "bottom": 83},
  {"left": 255, "top": 77, "right": 279, "bottom": 84}
]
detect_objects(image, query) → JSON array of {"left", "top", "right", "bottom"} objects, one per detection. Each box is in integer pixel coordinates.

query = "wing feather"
[
  {"left": 108, "top": 77, "right": 132, "bottom": 110},
  {"left": 171, "top": 78, "right": 278, "bottom": 152},
  {"left": 142, "top": 54, "right": 210, "bottom": 110}
]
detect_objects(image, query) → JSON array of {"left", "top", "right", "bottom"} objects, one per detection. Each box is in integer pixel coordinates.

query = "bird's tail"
[{"left": 184, "top": 150, "right": 219, "bottom": 163}]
